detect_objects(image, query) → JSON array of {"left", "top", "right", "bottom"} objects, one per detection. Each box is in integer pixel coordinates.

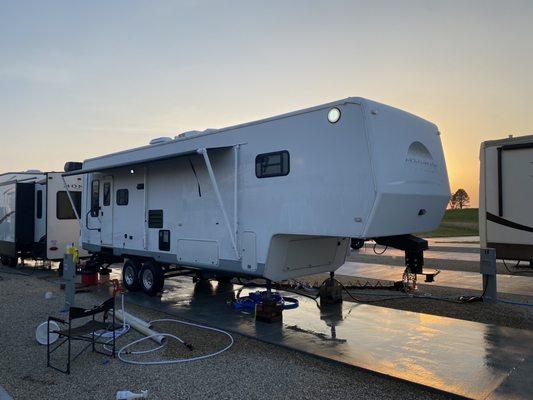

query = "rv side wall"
[
  {"left": 82, "top": 103, "right": 372, "bottom": 277},
  {"left": 481, "top": 138, "right": 533, "bottom": 261},
  {"left": 0, "top": 182, "right": 17, "bottom": 256},
  {"left": 45, "top": 173, "right": 86, "bottom": 260},
  {"left": 79, "top": 97, "right": 450, "bottom": 280}
]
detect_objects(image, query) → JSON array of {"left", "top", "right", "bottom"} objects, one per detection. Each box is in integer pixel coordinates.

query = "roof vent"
[
  {"left": 25, "top": 169, "right": 42, "bottom": 173},
  {"left": 175, "top": 130, "right": 201, "bottom": 139},
  {"left": 64, "top": 162, "right": 82, "bottom": 173},
  {"left": 149, "top": 137, "right": 173, "bottom": 145}
]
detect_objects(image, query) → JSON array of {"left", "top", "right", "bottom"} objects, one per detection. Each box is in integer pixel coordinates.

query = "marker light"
[{"left": 328, "top": 107, "right": 341, "bottom": 123}]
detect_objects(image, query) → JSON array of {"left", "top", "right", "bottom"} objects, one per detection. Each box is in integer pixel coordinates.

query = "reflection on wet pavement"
[{"left": 121, "top": 273, "right": 533, "bottom": 400}]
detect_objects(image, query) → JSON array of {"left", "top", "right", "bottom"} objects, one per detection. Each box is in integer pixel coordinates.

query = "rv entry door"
[{"left": 100, "top": 178, "right": 114, "bottom": 246}]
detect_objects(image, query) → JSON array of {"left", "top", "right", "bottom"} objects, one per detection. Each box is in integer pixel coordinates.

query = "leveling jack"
[
  {"left": 255, "top": 296, "right": 284, "bottom": 323},
  {"left": 253, "top": 281, "right": 299, "bottom": 323},
  {"left": 255, "top": 281, "right": 283, "bottom": 323},
  {"left": 319, "top": 272, "right": 343, "bottom": 305}
]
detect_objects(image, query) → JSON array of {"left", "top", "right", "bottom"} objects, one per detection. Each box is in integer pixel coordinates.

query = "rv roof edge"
[{"left": 62, "top": 145, "right": 239, "bottom": 176}]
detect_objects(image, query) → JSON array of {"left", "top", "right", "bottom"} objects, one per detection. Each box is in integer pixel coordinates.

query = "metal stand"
[
  {"left": 319, "top": 272, "right": 343, "bottom": 305},
  {"left": 63, "top": 254, "right": 76, "bottom": 309},
  {"left": 480, "top": 248, "right": 497, "bottom": 303}
]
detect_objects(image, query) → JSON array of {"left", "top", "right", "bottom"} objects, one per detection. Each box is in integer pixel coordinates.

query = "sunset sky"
[{"left": 1, "top": 1, "right": 532, "bottom": 207}]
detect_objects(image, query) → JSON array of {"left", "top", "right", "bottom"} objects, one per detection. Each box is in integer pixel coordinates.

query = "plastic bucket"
[{"left": 35, "top": 321, "right": 60, "bottom": 345}]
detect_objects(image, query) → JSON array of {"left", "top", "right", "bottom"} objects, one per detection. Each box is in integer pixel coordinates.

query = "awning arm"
[{"left": 197, "top": 148, "right": 240, "bottom": 259}]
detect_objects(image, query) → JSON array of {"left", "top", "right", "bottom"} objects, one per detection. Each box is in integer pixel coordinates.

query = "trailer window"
[
  {"left": 255, "top": 151, "right": 290, "bottom": 178},
  {"left": 103, "top": 182, "right": 111, "bottom": 206},
  {"left": 56, "top": 191, "right": 81, "bottom": 220},
  {"left": 91, "top": 180, "right": 100, "bottom": 217},
  {"left": 36, "top": 190, "right": 43, "bottom": 219},
  {"left": 116, "top": 189, "right": 129, "bottom": 206}
]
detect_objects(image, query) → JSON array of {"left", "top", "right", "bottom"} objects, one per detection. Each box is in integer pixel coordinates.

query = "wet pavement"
[
  {"left": 122, "top": 275, "right": 533, "bottom": 400},
  {"left": 337, "top": 261, "right": 533, "bottom": 296}
]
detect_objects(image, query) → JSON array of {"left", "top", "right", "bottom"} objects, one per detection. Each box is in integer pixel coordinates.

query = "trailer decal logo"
[{"left": 405, "top": 141, "right": 437, "bottom": 170}]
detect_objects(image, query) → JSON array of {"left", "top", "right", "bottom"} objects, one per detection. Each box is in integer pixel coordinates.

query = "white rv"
[
  {"left": 0, "top": 170, "right": 85, "bottom": 267},
  {"left": 65, "top": 97, "right": 450, "bottom": 295},
  {"left": 480, "top": 135, "right": 533, "bottom": 262}
]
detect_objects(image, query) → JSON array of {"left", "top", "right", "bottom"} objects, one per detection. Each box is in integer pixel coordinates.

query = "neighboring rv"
[
  {"left": 480, "top": 135, "right": 533, "bottom": 262},
  {"left": 0, "top": 171, "right": 86, "bottom": 266},
  {"left": 65, "top": 97, "right": 450, "bottom": 295}
]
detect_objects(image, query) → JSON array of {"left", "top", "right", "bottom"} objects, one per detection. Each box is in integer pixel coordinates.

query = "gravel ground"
[{"left": 0, "top": 267, "right": 455, "bottom": 400}]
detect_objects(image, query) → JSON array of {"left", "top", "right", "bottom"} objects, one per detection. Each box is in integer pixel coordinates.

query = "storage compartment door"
[{"left": 241, "top": 231, "right": 257, "bottom": 272}]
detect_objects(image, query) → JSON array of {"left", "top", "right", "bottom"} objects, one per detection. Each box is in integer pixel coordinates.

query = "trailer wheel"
[
  {"left": 140, "top": 260, "right": 165, "bottom": 296},
  {"left": 8, "top": 257, "right": 18, "bottom": 268},
  {"left": 122, "top": 259, "right": 141, "bottom": 292},
  {"left": 0, "top": 256, "right": 9, "bottom": 266}
]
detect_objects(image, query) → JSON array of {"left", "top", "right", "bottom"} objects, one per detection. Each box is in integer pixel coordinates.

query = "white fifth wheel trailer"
[
  {"left": 0, "top": 170, "right": 86, "bottom": 267},
  {"left": 480, "top": 135, "right": 533, "bottom": 263},
  {"left": 64, "top": 97, "right": 450, "bottom": 295}
]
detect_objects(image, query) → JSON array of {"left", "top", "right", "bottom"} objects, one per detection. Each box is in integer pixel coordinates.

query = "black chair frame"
[{"left": 47, "top": 297, "right": 116, "bottom": 374}]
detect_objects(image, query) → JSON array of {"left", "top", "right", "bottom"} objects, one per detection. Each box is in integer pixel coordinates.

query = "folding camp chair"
[{"left": 47, "top": 297, "right": 117, "bottom": 374}]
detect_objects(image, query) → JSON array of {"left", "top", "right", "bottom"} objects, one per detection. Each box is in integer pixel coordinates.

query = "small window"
[
  {"left": 116, "top": 189, "right": 129, "bottom": 206},
  {"left": 90, "top": 180, "right": 100, "bottom": 217},
  {"left": 103, "top": 182, "right": 111, "bottom": 206},
  {"left": 148, "top": 209, "right": 163, "bottom": 228},
  {"left": 57, "top": 191, "right": 81, "bottom": 220},
  {"left": 36, "top": 190, "right": 43, "bottom": 219},
  {"left": 159, "top": 230, "right": 170, "bottom": 251},
  {"left": 255, "top": 150, "right": 290, "bottom": 178}
]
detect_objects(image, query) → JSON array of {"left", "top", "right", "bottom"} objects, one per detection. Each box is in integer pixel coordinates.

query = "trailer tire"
[
  {"left": 0, "top": 256, "right": 9, "bottom": 266},
  {"left": 8, "top": 257, "right": 18, "bottom": 268},
  {"left": 122, "top": 259, "right": 141, "bottom": 292},
  {"left": 140, "top": 261, "right": 164, "bottom": 296}
]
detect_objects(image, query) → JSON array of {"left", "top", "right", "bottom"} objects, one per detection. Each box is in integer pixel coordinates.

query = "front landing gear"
[{"left": 374, "top": 234, "right": 439, "bottom": 290}]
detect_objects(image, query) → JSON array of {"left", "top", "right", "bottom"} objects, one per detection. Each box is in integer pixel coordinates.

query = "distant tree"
[
  {"left": 451, "top": 189, "right": 470, "bottom": 209},
  {"left": 449, "top": 195, "right": 458, "bottom": 210}
]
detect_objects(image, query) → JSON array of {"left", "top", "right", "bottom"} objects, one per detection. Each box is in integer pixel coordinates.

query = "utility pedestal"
[
  {"left": 319, "top": 272, "right": 343, "bottom": 305},
  {"left": 480, "top": 248, "right": 497, "bottom": 303},
  {"left": 63, "top": 253, "right": 76, "bottom": 310}
]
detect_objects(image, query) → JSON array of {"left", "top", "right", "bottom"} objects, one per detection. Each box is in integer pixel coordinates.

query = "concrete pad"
[
  {"left": 337, "top": 262, "right": 533, "bottom": 296},
  {"left": 122, "top": 276, "right": 533, "bottom": 400}
]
